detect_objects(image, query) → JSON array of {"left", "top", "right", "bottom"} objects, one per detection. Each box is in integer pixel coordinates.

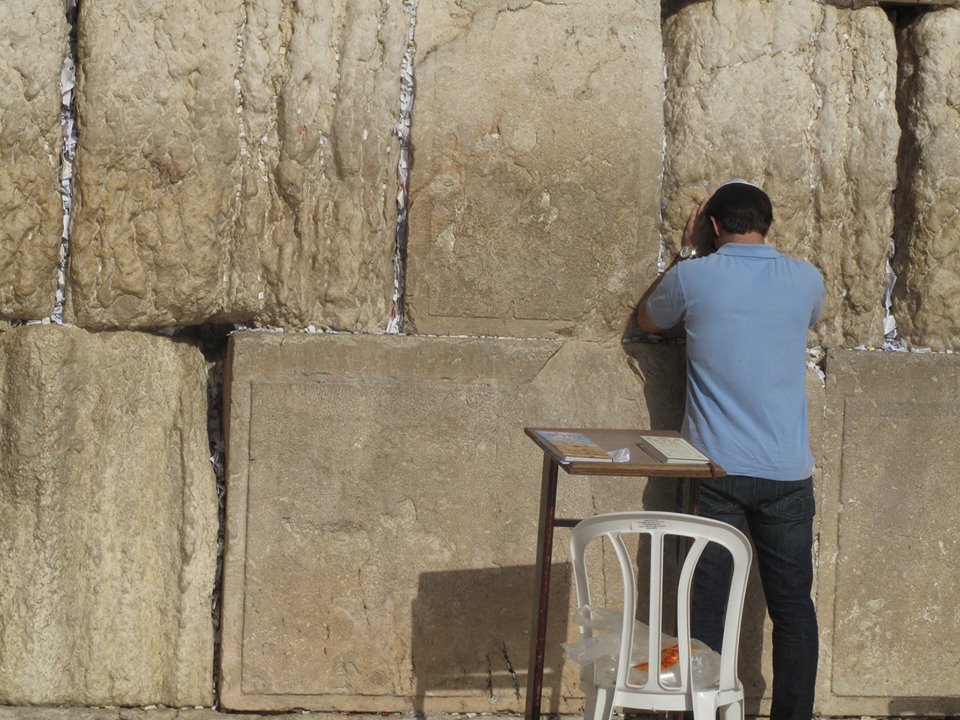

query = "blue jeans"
[{"left": 691, "top": 475, "right": 818, "bottom": 720}]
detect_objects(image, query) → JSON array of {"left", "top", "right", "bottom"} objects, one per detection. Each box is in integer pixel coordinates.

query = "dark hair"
[{"left": 704, "top": 182, "right": 773, "bottom": 236}]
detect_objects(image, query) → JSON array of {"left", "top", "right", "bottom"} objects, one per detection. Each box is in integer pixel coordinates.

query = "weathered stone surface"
[
  {"left": 69, "top": 1, "right": 405, "bottom": 331},
  {"left": 68, "top": 0, "right": 241, "bottom": 328},
  {"left": 893, "top": 9, "right": 960, "bottom": 351},
  {"left": 0, "top": 2, "right": 66, "bottom": 319},
  {"left": 0, "top": 710, "right": 120, "bottom": 720},
  {"left": 0, "top": 711, "right": 478, "bottom": 720},
  {"left": 232, "top": 0, "right": 405, "bottom": 330},
  {"left": 0, "top": 326, "right": 218, "bottom": 706},
  {"left": 119, "top": 710, "right": 178, "bottom": 720},
  {"left": 220, "top": 332, "right": 687, "bottom": 712},
  {"left": 405, "top": 0, "right": 665, "bottom": 339},
  {"left": 662, "top": 0, "right": 899, "bottom": 348},
  {"left": 817, "top": 349, "right": 960, "bottom": 715}
]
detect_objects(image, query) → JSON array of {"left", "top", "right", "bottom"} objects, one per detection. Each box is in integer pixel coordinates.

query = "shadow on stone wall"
[
  {"left": 888, "top": 697, "right": 960, "bottom": 716},
  {"left": 411, "top": 565, "right": 572, "bottom": 716}
]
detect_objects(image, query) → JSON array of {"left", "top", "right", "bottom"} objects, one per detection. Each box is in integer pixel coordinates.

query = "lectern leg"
[
  {"left": 689, "top": 476, "right": 701, "bottom": 516},
  {"left": 524, "top": 454, "right": 559, "bottom": 720}
]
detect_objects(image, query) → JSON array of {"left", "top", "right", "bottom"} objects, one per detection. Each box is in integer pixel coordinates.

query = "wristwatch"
[{"left": 660, "top": 245, "right": 698, "bottom": 277}]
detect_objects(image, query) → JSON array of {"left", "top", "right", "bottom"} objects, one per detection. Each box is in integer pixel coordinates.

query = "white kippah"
[{"left": 716, "top": 178, "right": 762, "bottom": 190}]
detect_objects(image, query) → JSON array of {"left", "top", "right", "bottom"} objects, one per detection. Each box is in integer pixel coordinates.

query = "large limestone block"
[
  {"left": 220, "top": 332, "right": 687, "bottom": 712},
  {"left": 69, "top": 1, "right": 405, "bottom": 331},
  {"left": 232, "top": 0, "right": 405, "bottom": 330},
  {"left": 0, "top": 2, "right": 66, "bottom": 319},
  {"left": 69, "top": 0, "right": 241, "bottom": 328},
  {"left": 0, "top": 711, "right": 120, "bottom": 720},
  {"left": 893, "top": 9, "right": 960, "bottom": 351},
  {"left": 405, "top": 0, "right": 665, "bottom": 339},
  {"left": 817, "top": 350, "right": 960, "bottom": 715},
  {"left": 0, "top": 326, "right": 218, "bottom": 706},
  {"left": 663, "top": 0, "right": 899, "bottom": 348}
]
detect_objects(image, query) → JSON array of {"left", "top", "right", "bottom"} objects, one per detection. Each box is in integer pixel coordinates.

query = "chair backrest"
[{"left": 569, "top": 511, "right": 752, "bottom": 696}]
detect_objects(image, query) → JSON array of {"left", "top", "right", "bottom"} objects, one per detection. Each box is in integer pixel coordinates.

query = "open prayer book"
[
  {"left": 636, "top": 434, "right": 710, "bottom": 464},
  {"left": 536, "top": 431, "right": 613, "bottom": 463}
]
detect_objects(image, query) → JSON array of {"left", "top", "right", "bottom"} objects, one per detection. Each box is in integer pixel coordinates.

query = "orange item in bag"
[{"left": 632, "top": 642, "right": 698, "bottom": 672}]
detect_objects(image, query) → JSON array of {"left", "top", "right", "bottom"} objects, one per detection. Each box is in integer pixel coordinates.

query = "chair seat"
[{"left": 613, "top": 685, "right": 745, "bottom": 710}]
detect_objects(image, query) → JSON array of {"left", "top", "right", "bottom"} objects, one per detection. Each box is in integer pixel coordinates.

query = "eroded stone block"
[
  {"left": 893, "top": 9, "right": 960, "bottom": 351},
  {"left": 662, "top": 0, "right": 899, "bottom": 348},
  {"left": 0, "top": 710, "right": 120, "bottom": 720},
  {"left": 0, "top": 2, "right": 66, "bottom": 319},
  {"left": 68, "top": 0, "right": 242, "bottom": 328},
  {"left": 404, "top": 0, "right": 665, "bottom": 339},
  {"left": 233, "top": 0, "right": 405, "bottom": 330},
  {"left": 0, "top": 326, "right": 218, "bottom": 706},
  {"left": 220, "top": 333, "right": 686, "bottom": 712},
  {"left": 817, "top": 349, "right": 960, "bottom": 715},
  {"left": 69, "top": 1, "right": 404, "bottom": 331}
]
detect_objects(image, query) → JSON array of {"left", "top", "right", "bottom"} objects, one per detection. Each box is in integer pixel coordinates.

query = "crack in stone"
[
  {"left": 497, "top": 0, "right": 570, "bottom": 15},
  {"left": 387, "top": 0, "right": 419, "bottom": 334},
  {"left": 229, "top": 0, "right": 250, "bottom": 296},
  {"left": 501, "top": 641, "right": 521, "bottom": 699},
  {"left": 656, "top": 7, "right": 671, "bottom": 274},
  {"left": 484, "top": 654, "right": 494, "bottom": 698},
  {"left": 206, "top": 346, "right": 227, "bottom": 708},
  {"left": 883, "top": 3, "right": 935, "bottom": 351},
  {"left": 48, "top": 0, "right": 78, "bottom": 325}
]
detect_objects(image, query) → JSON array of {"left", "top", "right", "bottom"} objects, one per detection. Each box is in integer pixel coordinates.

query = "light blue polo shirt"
[{"left": 646, "top": 243, "right": 825, "bottom": 481}]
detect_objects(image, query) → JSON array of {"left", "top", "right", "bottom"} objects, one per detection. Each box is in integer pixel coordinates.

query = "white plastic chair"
[{"left": 569, "top": 511, "right": 752, "bottom": 720}]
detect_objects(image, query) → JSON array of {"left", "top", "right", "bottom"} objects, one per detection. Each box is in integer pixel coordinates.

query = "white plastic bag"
[{"left": 562, "top": 605, "right": 721, "bottom": 689}]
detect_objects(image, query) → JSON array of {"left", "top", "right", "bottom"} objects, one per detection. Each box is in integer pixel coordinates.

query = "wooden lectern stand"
[{"left": 522, "top": 427, "right": 724, "bottom": 720}]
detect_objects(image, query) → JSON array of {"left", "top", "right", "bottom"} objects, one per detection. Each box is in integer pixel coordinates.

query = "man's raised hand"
[{"left": 681, "top": 198, "right": 715, "bottom": 257}]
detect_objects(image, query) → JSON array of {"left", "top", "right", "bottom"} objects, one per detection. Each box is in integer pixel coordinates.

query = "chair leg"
[
  {"left": 581, "top": 679, "right": 598, "bottom": 720},
  {"left": 719, "top": 699, "right": 744, "bottom": 720},
  {"left": 582, "top": 685, "right": 614, "bottom": 720},
  {"left": 596, "top": 687, "right": 615, "bottom": 720},
  {"left": 691, "top": 690, "right": 718, "bottom": 720}
]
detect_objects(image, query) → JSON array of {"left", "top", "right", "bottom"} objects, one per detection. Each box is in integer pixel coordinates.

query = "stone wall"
[
  {"left": 2, "top": 0, "right": 960, "bottom": 716},
  {"left": 219, "top": 333, "right": 686, "bottom": 712},
  {"left": 405, "top": 0, "right": 664, "bottom": 339},
  {"left": 818, "top": 350, "right": 960, "bottom": 716},
  {"left": 68, "top": 0, "right": 405, "bottom": 331},
  {"left": 0, "top": 2, "right": 67, "bottom": 319},
  {"left": 0, "top": 326, "right": 217, "bottom": 707},
  {"left": 893, "top": 8, "right": 960, "bottom": 350}
]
